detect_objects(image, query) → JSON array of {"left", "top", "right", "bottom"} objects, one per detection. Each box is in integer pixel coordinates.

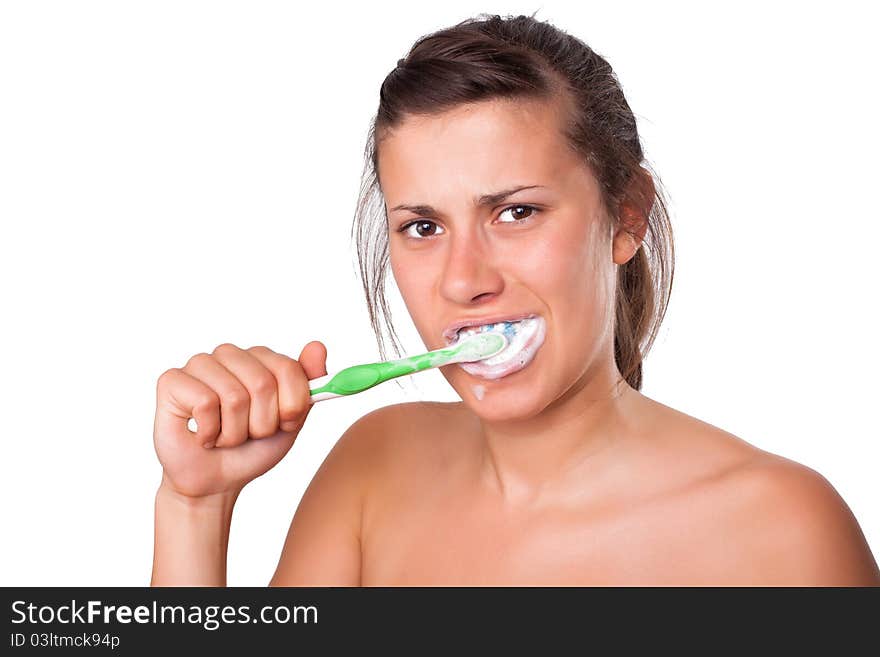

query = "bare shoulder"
[
  {"left": 714, "top": 452, "right": 880, "bottom": 585},
  {"left": 638, "top": 396, "right": 879, "bottom": 585},
  {"left": 269, "top": 401, "right": 454, "bottom": 586},
  {"left": 344, "top": 400, "right": 470, "bottom": 472},
  {"left": 339, "top": 400, "right": 465, "bottom": 452},
  {"left": 314, "top": 400, "right": 470, "bottom": 497}
]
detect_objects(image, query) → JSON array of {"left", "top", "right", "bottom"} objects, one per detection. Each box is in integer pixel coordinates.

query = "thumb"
[{"left": 298, "top": 340, "right": 328, "bottom": 381}]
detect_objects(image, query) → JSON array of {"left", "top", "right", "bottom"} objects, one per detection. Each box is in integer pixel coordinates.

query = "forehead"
[{"left": 376, "top": 97, "right": 582, "bottom": 195}]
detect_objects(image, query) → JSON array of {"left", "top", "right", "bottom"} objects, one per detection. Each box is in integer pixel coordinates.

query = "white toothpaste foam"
[{"left": 458, "top": 315, "right": 546, "bottom": 380}]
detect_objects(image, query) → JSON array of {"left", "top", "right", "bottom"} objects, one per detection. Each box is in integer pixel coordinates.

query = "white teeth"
[{"left": 456, "top": 320, "right": 517, "bottom": 341}]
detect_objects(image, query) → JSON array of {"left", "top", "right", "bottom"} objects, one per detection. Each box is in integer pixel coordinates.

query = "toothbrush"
[{"left": 308, "top": 332, "right": 508, "bottom": 403}]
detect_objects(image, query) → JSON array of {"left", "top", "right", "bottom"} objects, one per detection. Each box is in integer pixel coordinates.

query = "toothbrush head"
[{"left": 451, "top": 331, "right": 508, "bottom": 363}]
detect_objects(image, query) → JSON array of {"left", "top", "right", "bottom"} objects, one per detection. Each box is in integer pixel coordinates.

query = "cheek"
[
  {"left": 513, "top": 218, "right": 614, "bottom": 340},
  {"left": 516, "top": 219, "right": 606, "bottom": 297},
  {"left": 390, "top": 250, "right": 434, "bottom": 316}
]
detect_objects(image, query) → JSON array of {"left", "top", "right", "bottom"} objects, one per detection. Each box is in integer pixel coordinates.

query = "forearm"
[{"left": 151, "top": 478, "right": 240, "bottom": 586}]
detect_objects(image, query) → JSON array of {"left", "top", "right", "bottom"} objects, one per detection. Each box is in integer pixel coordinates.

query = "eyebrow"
[{"left": 389, "top": 185, "right": 546, "bottom": 215}]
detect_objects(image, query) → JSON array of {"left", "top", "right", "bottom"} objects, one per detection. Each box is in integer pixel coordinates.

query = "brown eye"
[
  {"left": 498, "top": 205, "right": 538, "bottom": 223},
  {"left": 400, "top": 220, "right": 444, "bottom": 239},
  {"left": 415, "top": 221, "right": 437, "bottom": 236}
]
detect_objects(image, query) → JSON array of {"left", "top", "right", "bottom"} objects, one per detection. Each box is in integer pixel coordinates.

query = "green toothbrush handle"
[
  {"left": 308, "top": 347, "right": 459, "bottom": 402},
  {"left": 308, "top": 332, "right": 507, "bottom": 403}
]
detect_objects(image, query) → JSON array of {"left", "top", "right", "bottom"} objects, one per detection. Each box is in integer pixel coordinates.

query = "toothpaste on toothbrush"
[{"left": 448, "top": 315, "right": 546, "bottom": 380}]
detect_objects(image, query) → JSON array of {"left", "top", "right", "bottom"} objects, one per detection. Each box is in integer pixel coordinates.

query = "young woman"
[{"left": 151, "top": 14, "right": 880, "bottom": 586}]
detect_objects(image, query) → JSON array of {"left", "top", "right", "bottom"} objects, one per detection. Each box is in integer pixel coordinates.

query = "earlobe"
[
  {"left": 612, "top": 168, "right": 654, "bottom": 265},
  {"left": 611, "top": 216, "right": 644, "bottom": 265}
]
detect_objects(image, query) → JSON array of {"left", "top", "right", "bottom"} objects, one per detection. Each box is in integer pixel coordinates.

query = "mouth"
[{"left": 442, "top": 314, "right": 547, "bottom": 380}]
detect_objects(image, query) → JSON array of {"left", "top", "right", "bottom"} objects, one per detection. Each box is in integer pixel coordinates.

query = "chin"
[
  {"left": 444, "top": 358, "right": 551, "bottom": 422},
  {"left": 464, "top": 391, "right": 548, "bottom": 423}
]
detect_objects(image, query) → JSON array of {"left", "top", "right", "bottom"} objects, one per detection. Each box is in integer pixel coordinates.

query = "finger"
[
  {"left": 211, "top": 343, "right": 279, "bottom": 439},
  {"left": 298, "top": 340, "right": 328, "bottom": 380},
  {"left": 156, "top": 367, "right": 221, "bottom": 447},
  {"left": 182, "top": 353, "right": 251, "bottom": 448},
  {"left": 247, "top": 346, "right": 310, "bottom": 433}
]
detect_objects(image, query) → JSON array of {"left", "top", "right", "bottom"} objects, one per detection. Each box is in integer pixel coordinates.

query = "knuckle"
[
  {"left": 184, "top": 352, "right": 211, "bottom": 369},
  {"left": 279, "top": 357, "right": 302, "bottom": 378},
  {"left": 252, "top": 372, "right": 277, "bottom": 396},
  {"left": 221, "top": 389, "right": 249, "bottom": 412},
  {"left": 279, "top": 408, "right": 305, "bottom": 426},
  {"left": 157, "top": 367, "right": 179, "bottom": 387},
  {"left": 194, "top": 390, "right": 220, "bottom": 412},
  {"left": 281, "top": 395, "right": 308, "bottom": 420},
  {"left": 212, "top": 342, "right": 239, "bottom": 356},
  {"left": 278, "top": 359, "right": 308, "bottom": 420}
]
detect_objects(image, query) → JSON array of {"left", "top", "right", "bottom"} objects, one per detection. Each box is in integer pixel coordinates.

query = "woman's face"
[{"left": 378, "top": 97, "right": 633, "bottom": 421}]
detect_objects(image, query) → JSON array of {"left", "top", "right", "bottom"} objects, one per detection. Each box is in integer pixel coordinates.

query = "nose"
[{"left": 438, "top": 227, "right": 504, "bottom": 305}]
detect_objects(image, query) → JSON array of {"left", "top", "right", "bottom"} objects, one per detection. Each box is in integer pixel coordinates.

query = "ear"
[{"left": 612, "top": 167, "right": 655, "bottom": 265}]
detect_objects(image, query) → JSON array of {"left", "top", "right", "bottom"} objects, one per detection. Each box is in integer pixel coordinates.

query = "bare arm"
[{"left": 151, "top": 475, "right": 240, "bottom": 586}]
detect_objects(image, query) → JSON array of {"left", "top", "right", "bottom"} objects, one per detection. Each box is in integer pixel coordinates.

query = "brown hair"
[{"left": 352, "top": 12, "right": 674, "bottom": 390}]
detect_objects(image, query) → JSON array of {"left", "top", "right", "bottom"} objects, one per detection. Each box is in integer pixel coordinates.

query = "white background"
[{"left": 1, "top": 1, "right": 877, "bottom": 585}]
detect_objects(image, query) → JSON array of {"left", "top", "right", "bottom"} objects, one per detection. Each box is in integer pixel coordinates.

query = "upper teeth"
[{"left": 457, "top": 320, "right": 516, "bottom": 340}]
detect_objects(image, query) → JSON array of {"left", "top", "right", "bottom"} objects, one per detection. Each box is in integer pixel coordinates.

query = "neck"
[{"left": 474, "top": 356, "right": 639, "bottom": 505}]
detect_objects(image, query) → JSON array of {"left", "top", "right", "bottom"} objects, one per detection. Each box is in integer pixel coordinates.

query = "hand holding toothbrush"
[
  {"left": 153, "top": 341, "right": 329, "bottom": 501},
  {"left": 152, "top": 333, "right": 507, "bottom": 501}
]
